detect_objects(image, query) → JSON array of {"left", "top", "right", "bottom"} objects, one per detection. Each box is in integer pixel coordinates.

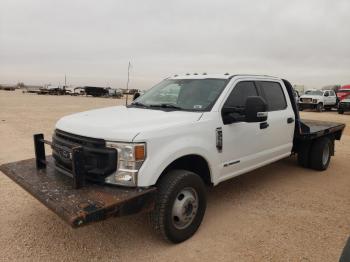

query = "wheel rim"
[
  {"left": 322, "top": 143, "right": 330, "bottom": 166},
  {"left": 171, "top": 187, "right": 199, "bottom": 230}
]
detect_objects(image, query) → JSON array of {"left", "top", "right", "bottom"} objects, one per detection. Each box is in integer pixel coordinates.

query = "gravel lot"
[{"left": 1, "top": 90, "right": 350, "bottom": 261}]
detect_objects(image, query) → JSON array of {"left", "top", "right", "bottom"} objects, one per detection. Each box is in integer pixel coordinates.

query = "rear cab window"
[{"left": 256, "top": 81, "right": 287, "bottom": 111}]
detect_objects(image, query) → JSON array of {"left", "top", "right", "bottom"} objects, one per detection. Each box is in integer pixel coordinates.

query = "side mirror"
[
  {"left": 245, "top": 96, "right": 268, "bottom": 122},
  {"left": 222, "top": 106, "right": 244, "bottom": 125},
  {"left": 221, "top": 96, "right": 268, "bottom": 125},
  {"left": 133, "top": 92, "right": 140, "bottom": 101}
]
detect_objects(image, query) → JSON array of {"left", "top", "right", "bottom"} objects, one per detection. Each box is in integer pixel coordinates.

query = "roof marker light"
[
  {"left": 224, "top": 73, "right": 230, "bottom": 75},
  {"left": 194, "top": 73, "right": 198, "bottom": 75},
  {"left": 186, "top": 73, "right": 190, "bottom": 75},
  {"left": 203, "top": 73, "right": 207, "bottom": 75}
]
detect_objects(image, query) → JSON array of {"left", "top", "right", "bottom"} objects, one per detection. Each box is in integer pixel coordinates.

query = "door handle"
[
  {"left": 260, "top": 122, "right": 269, "bottom": 129},
  {"left": 287, "top": 117, "right": 294, "bottom": 124}
]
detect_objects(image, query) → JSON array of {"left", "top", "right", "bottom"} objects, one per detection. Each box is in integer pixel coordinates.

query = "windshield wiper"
[
  {"left": 130, "top": 101, "right": 148, "bottom": 107},
  {"left": 149, "top": 103, "right": 184, "bottom": 110}
]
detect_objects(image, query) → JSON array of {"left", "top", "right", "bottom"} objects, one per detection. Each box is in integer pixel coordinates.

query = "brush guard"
[{"left": 34, "top": 133, "right": 86, "bottom": 189}]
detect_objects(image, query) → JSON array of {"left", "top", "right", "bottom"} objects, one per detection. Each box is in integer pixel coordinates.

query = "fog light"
[{"left": 118, "top": 173, "right": 133, "bottom": 182}]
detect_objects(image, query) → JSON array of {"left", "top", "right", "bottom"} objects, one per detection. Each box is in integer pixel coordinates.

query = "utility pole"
[
  {"left": 125, "top": 62, "right": 131, "bottom": 106},
  {"left": 63, "top": 74, "right": 67, "bottom": 93}
]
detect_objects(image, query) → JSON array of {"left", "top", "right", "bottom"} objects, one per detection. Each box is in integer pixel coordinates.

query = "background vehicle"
[
  {"left": 337, "top": 85, "right": 350, "bottom": 102},
  {"left": 0, "top": 74, "right": 345, "bottom": 243},
  {"left": 298, "top": 89, "right": 337, "bottom": 112},
  {"left": 338, "top": 96, "right": 350, "bottom": 114},
  {"left": 293, "top": 89, "right": 300, "bottom": 103},
  {"left": 107, "top": 88, "right": 123, "bottom": 98},
  {"left": 84, "top": 86, "right": 109, "bottom": 97},
  {"left": 38, "top": 84, "right": 66, "bottom": 95}
]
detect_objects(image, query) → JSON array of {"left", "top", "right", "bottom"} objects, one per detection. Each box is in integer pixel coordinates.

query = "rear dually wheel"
[{"left": 309, "top": 137, "right": 332, "bottom": 171}]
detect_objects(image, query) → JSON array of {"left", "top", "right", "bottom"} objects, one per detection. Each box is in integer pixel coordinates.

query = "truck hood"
[{"left": 55, "top": 106, "right": 203, "bottom": 142}]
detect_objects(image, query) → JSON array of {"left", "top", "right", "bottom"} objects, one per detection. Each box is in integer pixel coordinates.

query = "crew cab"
[
  {"left": 0, "top": 74, "right": 345, "bottom": 243},
  {"left": 299, "top": 89, "right": 337, "bottom": 112}
]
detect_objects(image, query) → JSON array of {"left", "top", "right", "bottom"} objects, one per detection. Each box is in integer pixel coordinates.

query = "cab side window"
[
  {"left": 223, "top": 81, "right": 258, "bottom": 108},
  {"left": 257, "top": 81, "right": 287, "bottom": 111}
]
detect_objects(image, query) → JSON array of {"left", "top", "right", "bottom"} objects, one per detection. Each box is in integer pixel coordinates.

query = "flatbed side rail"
[
  {"left": 296, "top": 120, "right": 345, "bottom": 140},
  {"left": 34, "top": 133, "right": 86, "bottom": 189}
]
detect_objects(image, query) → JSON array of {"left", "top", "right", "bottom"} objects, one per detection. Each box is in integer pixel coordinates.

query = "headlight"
[
  {"left": 105, "top": 142, "right": 146, "bottom": 187},
  {"left": 312, "top": 99, "right": 318, "bottom": 103}
]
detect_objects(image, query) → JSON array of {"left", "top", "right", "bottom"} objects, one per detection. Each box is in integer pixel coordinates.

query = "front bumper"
[
  {"left": 0, "top": 156, "right": 155, "bottom": 227},
  {"left": 298, "top": 102, "right": 317, "bottom": 109}
]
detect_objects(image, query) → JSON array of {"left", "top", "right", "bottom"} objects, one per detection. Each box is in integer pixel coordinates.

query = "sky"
[{"left": 0, "top": 0, "right": 349, "bottom": 89}]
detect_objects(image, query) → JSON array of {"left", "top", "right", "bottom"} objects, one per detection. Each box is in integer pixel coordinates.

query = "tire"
[
  {"left": 338, "top": 109, "right": 344, "bottom": 114},
  {"left": 297, "top": 143, "right": 311, "bottom": 168},
  {"left": 299, "top": 106, "right": 303, "bottom": 111},
  {"left": 317, "top": 103, "right": 323, "bottom": 112},
  {"left": 309, "top": 137, "right": 332, "bottom": 171},
  {"left": 150, "top": 169, "right": 207, "bottom": 243},
  {"left": 324, "top": 106, "right": 332, "bottom": 111}
]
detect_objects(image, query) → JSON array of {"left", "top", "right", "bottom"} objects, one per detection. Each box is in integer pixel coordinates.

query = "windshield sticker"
[{"left": 193, "top": 105, "right": 202, "bottom": 109}]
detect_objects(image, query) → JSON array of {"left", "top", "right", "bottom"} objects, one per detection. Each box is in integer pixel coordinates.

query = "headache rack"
[{"left": 34, "top": 133, "right": 86, "bottom": 189}]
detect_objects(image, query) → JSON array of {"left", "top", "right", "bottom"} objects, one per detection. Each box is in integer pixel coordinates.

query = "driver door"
[
  {"left": 219, "top": 81, "right": 271, "bottom": 181},
  {"left": 324, "top": 91, "right": 331, "bottom": 105}
]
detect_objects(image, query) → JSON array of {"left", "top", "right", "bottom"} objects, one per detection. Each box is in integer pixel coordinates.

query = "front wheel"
[
  {"left": 338, "top": 109, "right": 344, "bottom": 114},
  {"left": 150, "top": 169, "right": 207, "bottom": 243},
  {"left": 317, "top": 103, "right": 323, "bottom": 112}
]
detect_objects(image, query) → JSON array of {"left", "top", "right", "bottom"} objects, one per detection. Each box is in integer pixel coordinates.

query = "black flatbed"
[
  {"left": 297, "top": 119, "right": 345, "bottom": 140},
  {"left": 0, "top": 156, "right": 156, "bottom": 228}
]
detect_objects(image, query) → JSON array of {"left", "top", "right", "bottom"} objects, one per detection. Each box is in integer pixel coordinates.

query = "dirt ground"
[{"left": 1, "top": 90, "right": 350, "bottom": 261}]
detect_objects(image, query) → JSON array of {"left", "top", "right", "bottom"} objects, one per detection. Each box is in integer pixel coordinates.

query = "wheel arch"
[{"left": 156, "top": 154, "right": 213, "bottom": 186}]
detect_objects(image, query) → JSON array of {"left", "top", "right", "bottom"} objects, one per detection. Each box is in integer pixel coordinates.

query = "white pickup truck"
[
  {"left": 0, "top": 74, "right": 345, "bottom": 243},
  {"left": 298, "top": 89, "right": 337, "bottom": 112}
]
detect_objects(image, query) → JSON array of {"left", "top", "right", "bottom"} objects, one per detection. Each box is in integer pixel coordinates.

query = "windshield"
[
  {"left": 131, "top": 78, "right": 229, "bottom": 111},
  {"left": 305, "top": 90, "right": 323, "bottom": 96}
]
